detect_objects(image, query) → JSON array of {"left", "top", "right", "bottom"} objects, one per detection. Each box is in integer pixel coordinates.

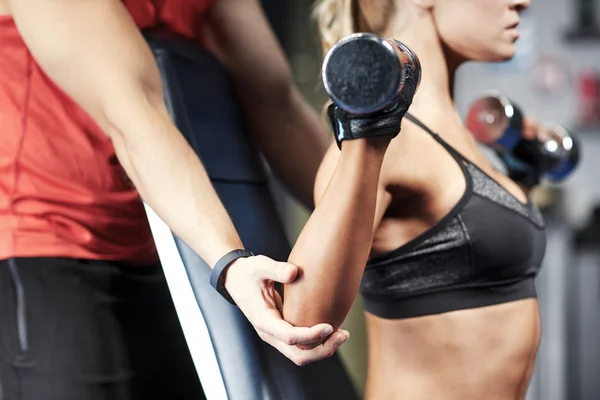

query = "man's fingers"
[
  {"left": 257, "top": 259, "right": 298, "bottom": 284},
  {"left": 260, "top": 330, "right": 349, "bottom": 366},
  {"left": 231, "top": 254, "right": 349, "bottom": 365},
  {"left": 297, "top": 328, "right": 350, "bottom": 350},
  {"left": 273, "top": 290, "right": 283, "bottom": 311},
  {"left": 258, "top": 334, "right": 312, "bottom": 366},
  {"left": 340, "top": 329, "right": 350, "bottom": 340},
  {"left": 253, "top": 309, "right": 334, "bottom": 346},
  {"left": 291, "top": 330, "right": 349, "bottom": 366},
  {"left": 319, "top": 330, "right": 349, "bottom": 353}
]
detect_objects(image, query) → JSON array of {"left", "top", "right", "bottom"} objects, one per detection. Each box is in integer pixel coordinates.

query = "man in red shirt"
[{"left": 0, "top": 0, "right": 348, "bottom": 398}]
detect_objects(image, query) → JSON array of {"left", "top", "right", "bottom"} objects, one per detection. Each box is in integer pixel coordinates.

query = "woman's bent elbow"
[{"left": 282, "top": 295, "right": 352, "bottom": 332}]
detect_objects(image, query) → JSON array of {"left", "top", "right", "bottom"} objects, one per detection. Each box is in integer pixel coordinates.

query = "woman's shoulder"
[
  {"left": 381, "top": 122, "right": 442, "bottom": 188},
  {"left": 381, "top": 121, "right": 469, "bottom": 214}
]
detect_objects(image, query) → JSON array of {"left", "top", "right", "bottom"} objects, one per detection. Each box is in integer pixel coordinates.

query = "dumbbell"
[
  {"left": 512, "top": 123, "right": 580, "bottom": 182},
  {"left": 322, "top": 33, "right": 421, "bottom": 114},
  {"left": 465, "top": 92, "right": 524, "bottom": 150},
  {"left": 466, "top": 93, "right": 580, "bottom": 183}
]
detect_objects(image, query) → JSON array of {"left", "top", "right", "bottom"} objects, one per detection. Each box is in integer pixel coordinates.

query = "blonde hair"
[{"left": 313, "top": 0, "right": 396, "bottom": 55}]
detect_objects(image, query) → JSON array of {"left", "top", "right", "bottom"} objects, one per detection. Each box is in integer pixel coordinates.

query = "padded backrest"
[{"left": 145, "top": 35, "right": 359, "bottom": 400}]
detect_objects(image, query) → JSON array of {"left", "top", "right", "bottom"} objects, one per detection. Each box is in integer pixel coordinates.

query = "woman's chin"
[
  {"left": 498, "top": 42, "right": 518, "bottom": 61},
  {"left": 481, "top": 46, "right": 517, "bottom": 63}
]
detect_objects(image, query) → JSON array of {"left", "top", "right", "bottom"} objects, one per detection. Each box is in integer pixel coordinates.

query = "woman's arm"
[
  {"left": 204, "top": 0, "right": 403, "bottom": 331},
  {"left": 283, "top": 140, "right": 393, "bottom": 331},
  {"left": 514, "top": 116, "right": 541, "bottom": 195}
]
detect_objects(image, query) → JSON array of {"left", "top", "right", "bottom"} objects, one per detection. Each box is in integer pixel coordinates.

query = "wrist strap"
[
  {"left": 328, "top": 102, "right": 404, "bottom": 148},
  {"left": 210, "top": 249, "right": 254, "bottom": 305}
]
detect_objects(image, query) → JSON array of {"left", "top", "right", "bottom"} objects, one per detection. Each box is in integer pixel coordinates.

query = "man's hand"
[{"left": 223, "top": 255, "right": 350, "bottom": 366}]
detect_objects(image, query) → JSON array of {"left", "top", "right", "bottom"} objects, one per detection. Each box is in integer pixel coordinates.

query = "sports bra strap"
[{"left": 404, "top": 113, "right": 471, "bottom": 163}]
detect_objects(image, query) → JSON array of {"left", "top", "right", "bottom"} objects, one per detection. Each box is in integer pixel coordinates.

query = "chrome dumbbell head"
[
  {"left": 510, "top": 122, "right": 580, "bottom": 183},
  {"left": 322, "top": 33, "right": 421, "bottom": 114},
  {"left": 538, "top": 124, "right": 580, "bottom": 182},
  {"left": 465, "top": 93, "right": 524, "bottom": 150}
]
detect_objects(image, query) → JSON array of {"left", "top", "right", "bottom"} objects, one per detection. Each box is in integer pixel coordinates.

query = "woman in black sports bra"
[{"left": 281, "top": 0, "right": 542, "bottom": 398}]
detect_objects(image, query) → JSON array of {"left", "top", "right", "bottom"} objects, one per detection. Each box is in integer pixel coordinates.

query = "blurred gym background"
[{"left": 261, "top": 0, "right": 600, "bottom": 399}]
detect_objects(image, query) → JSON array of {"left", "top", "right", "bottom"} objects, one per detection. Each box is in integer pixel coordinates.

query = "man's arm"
[
  {"left": 7, "top": 0, "right": 347, "bottom": 365},
  {"left": 9, "top": 0, "right": 240, "bottom": 266},
  {"left": 204, "top": 0, "right": 330, "bottom": 208}
]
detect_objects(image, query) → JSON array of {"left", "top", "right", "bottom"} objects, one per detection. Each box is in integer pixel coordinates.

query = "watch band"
[{"left": 210, "top": 249, "right": 254, "bottom": 305}]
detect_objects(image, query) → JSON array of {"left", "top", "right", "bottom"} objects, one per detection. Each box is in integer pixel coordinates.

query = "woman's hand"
[
  {"left": 224, "top": 255, "right": 350, "bottom": 366},
  {"left": 522, "top": 115, "right": 540, "bottom": 141}
]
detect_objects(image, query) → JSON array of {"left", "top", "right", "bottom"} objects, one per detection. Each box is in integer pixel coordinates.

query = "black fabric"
[
  {"left": 209, "top": 249, "right": 254, "bottom": 305},
  {"left": 363, "top": 278, "right": 537, "bottom": 319},
  {"left": 360, "top": 114, "right": 547, "bottom": 319},
  {"left": 147, "top": 35, "right": 359, "bottom": 400},
  {"left": 0, "top": 258, "right": 205, "bottom": 400},
  {"left": 328, "top": 101, "right": 406, "bottom": 147}
]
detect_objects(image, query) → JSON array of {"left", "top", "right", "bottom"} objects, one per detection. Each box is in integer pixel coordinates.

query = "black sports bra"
[{"left": 360, "top": 114, "right": 547, "bottom": 319}]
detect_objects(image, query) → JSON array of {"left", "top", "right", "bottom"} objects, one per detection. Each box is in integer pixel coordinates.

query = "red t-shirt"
[{"left": 0, "top": 0, "right": 215, "bottom": 265}]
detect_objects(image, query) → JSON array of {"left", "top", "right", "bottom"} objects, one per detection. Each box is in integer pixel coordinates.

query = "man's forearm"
[
  {"left": 107, "top": 102, "right": 243, "bottom": 267},
  {"left": 6, "top": 0, "right": 243, "bottom": 267}
]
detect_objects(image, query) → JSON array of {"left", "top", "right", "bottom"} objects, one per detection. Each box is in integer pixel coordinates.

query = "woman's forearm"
[{"left": 282, "top": 139, "right": 387, "bottom": 330}]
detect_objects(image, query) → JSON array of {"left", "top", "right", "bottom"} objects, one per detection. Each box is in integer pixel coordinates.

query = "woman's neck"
[{"left": 387, "top": 18, "right": 465, "bottom": 127}]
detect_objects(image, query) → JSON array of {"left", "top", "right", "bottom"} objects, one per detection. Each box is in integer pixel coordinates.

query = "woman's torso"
[
  {"left": 0, "top": 0, "right": 214, "bottom": 264},
  {"left": 365, "top": 300, "right": 540, "bottom": 400},
  {"left": 364, "top": 114, "right": 543, "bottom": 399}
]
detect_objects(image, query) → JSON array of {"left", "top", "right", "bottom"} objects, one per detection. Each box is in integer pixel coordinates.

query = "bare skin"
[
  {"left": 1, "top": 0, "right": 543, "bottom": 393},
  {"left": 0, "top": 0, "right": 346, "bottom": 365},
  {"left": 314, "top": 94, "right": 541, "bottom": 400},
  {"left": 365, "top": 300, "right": 540, "bottom": 400},
  {"left": 375, "top": 117, "right": 540, "bottom": 400},
  {"left": 301, "top": 0, "right": 541, "bottom": 397}
]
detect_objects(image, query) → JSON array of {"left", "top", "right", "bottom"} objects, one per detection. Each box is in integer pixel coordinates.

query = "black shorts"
[{"left": 0, "top": 257, "right": 206, "bottom": 400}]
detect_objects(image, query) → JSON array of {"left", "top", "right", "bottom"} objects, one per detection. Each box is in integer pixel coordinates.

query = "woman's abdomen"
[{"left": 365, "top": 298, "right": 541, "bottom": 400}]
